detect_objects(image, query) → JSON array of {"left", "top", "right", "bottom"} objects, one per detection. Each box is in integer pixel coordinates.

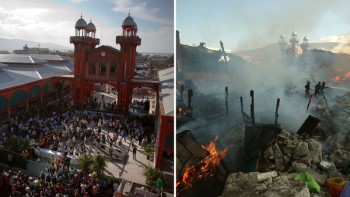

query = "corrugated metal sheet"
[
  {"left": 0, "top": 54, "right": 74, "bottom": 90},
  {"left": 0, "top": 54, "right": 45, "bottom": 64},
  {"left": 29, "top": 54, "right": 64, "bottom": 61},
  {"left": 158, "top": 67, "right": 174, "bottom": 116}
]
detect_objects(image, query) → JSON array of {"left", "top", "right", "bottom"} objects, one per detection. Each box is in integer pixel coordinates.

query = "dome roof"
[
  {"left": 291, "top": 31, "right": 297, "bottom": 36},
  {"left": 303, "top": 36, "right": 309, "bottom": 41},
  {"left": 75, "top": 15, "right": 87, "bottom": 30},
  {"left": 87, "top": 20, "right": 96, "bottom": 32},
  {"left": 122, "top": 13, "right": 137, "bottom": 29}
]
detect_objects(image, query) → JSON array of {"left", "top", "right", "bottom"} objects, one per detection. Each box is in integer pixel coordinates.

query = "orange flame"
[
  {"left": 177, "top": 135, "right": 230, "bottom": 193},
  {"left": 344, "top": 72, "right": 350, "bottom": 80},
  {"left": 332, "top": 72, "right": 350, "bottom": 81},
  {"left": 333, "top": 75, "right": 341, "bottom": 81}
]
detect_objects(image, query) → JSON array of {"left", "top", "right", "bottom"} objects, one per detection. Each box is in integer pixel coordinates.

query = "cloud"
[
  {"left": 320, "top": 35, "right": 350, "bottom": 43},
  {"left": 320, "top": 34, "right": 350, "bottom": 55},
  {"left": 112, "top": 0, "right": 172, "bottom": 25},
  {"left": 0, "top": 5, "right": 74, "bottom": 48},
  {"left": 139, "top": 26, "right": 174, "bottom": 53}
]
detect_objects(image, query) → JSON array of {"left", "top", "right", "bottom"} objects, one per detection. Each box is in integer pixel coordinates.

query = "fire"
[
  {"left": 333, "top": 75, "right": 341, "bottom": 81},
  {"left": 332, "top": 72, "right": 350, "bottom": 81},
  {"left": 176, "top": 135, "right": 230, "bottom": 193},
  {"left": 344, "top": 72, "right": 350, "bottom": 80}
]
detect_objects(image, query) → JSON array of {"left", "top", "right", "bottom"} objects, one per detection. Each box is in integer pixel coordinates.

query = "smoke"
[
  {"left": 331, "top": 43, "right": 350, "bottom": 55},
  {"left": 179, "top": 45, "right": 350, "bottom": 134},
  {"left": 179, "top": 0, "right": 350, "bottom": 52}
]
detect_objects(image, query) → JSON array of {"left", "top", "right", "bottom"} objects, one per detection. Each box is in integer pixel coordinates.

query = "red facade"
[{"left": 70, "top": 15, "right": 158, "bottom": 113}]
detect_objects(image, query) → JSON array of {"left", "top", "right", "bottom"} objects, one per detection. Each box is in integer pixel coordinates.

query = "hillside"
[
  {"left": 0, "top": 37, "right": 72, "bottom": 52},
  {"left": 234, "top": 42, "right": 341, "bottom": 64}
]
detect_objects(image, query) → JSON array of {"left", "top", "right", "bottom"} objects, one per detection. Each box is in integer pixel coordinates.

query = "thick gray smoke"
[{"left": 180, "top": 49, "right": 349, "bottom": 133}]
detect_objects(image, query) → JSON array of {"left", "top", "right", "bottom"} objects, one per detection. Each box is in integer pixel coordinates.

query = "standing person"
[
  {"left": 132, "top": 146, "right": 137, "bottom": 160},
  {"left": 113, "top": 180, "right": 119, "bottom": 194},
  {"left": 156, "top": 176, "right": 164, "bottom": 196},
  {"left": 118, "top": 172, "right": 123, "bottom": 185},
  {"left": 320, "top": 82, "right": 326, "bottom": 95},
  {"left": 315, "top": 82, "right": 321, "bottom": 96},
  {"left": 304, "top": 80, "right": 311, "bottom": 98},
  {"left": 7, "top": 152, "right": 12, "bottom": 167},
  {"left": 131, "top": 137, "right": 136, "bottom": 148}
]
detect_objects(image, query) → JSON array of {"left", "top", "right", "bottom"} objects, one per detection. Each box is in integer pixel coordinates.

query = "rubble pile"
[
  {"left": 220, "top": 171, "right": 311, "bottom": 197},
  {"left": 221, "top": 126, "right": 350, "bottom": 196},
  {"left": 221, "top": 92, "right": 350, "bottom": 197},
  {"left": 321, "top": 92, "right": 350, "bottom": 133}
]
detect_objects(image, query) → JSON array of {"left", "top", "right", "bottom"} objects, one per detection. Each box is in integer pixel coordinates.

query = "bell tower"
[
  {"left": 70, "top": 15, "right": 100, "bottom": 107},
  {"left": 116, "top": 13, "right": 141, "bottom": 111}
]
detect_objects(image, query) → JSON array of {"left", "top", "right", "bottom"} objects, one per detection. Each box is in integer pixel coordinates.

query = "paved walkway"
[{"left": 101, "top": 134, "right": 152, "bottom": 185}]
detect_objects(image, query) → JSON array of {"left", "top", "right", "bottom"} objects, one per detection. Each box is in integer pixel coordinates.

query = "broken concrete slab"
[{"left": 221, "top": 172, "right": 310, "bottom": 197}]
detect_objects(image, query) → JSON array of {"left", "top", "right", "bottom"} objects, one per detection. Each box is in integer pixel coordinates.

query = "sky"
[
  {"left": 177, "top": 0, "right": 350, "bottom": 52},
  {"left": 0, "top": 0, "right": 174, "bottom": 53}
]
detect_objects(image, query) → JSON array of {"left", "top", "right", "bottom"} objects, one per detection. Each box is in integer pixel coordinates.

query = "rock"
[
  {"left": 307, "top": 170, "right": 327, "bottom": 186},
  {"left": 264, "top": 145, "right": 274, "bottom": 160},
  {"left": 300, "top": 151, "right": 322, "bottom": 166},
  {"left": 275, "top": 158, "right": 284, "bottom": 171},
  {"left": 273, "top": 143, "right": 283, "bottom": 159},
  {"left": 292, "top": 161, "right": 308, "bottom": 172},
  {"left": 285, "top": 140, "right": 297, "bottom": 149},
  {"left": 257, "top": 171, "right": 278, "bottom": 182},
  {"left": 284, "top": 155, "right": 290, "bottom": 164},
  {"left": 278, "top": 130, "right": 292, "bottom": 141},
  {"left": 328, "top": 170, "right": 344, "bottom": 179},
  {"left": 319, "top": 161, "right": 336, "bottom": 172},
  {"left": 221, "top": 172, "right": 310, "bottom": 197},
  {"left": 294, "top": 142, "right": 309, "bottom": 159},
  {"left": 308, "top": 139, "right": 322, "bottom": 153},
  {"left": 255, "top": 183, "right": 267, "bottom": 192}
]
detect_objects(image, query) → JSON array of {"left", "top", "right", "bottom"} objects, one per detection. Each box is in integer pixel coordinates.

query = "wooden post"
[
  {"left": 225, "top": 86, "right": 228, "bottom": 116},
  {"left": 188, "top": 88, "right": 193, "bottom": 109},
  {"left": 240, "top": 96, "right": 245, "bottom": 121},
  {"left": 275, "top": 98, "right": 280, "bottom": 126},
  {"left": 181, "top": 85, "right": 184, "bottom": 102},
  {"left": 250, "top": 90, "right": 255, "bottom": 128}
]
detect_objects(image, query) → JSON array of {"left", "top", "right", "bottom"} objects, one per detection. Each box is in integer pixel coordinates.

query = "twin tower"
[{"left": 69, "top": 14, "right": 144, "bottom": 113}]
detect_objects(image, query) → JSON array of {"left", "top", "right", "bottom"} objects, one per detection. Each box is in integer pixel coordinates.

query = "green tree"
[
  {"left": 141, "top": 144, "right": 155, "bottom": 160},
  {"left": 92, "top": 154, "right": 107, "bottom": 176},
  {"left": 77, "top": 154, "right": 93, "bottom": 174},
  {"left": 143, "top": 164, "right": 162, "bottom": 190}
]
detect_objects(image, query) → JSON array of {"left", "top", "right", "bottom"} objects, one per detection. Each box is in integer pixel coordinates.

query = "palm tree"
[
  {"left": 77, "top": 154, "right": 93, "bottom": 174},
  {"left": 142, "top": 144, "right": 155, "bottom": 160},
  {"left": 92, "top": 154, "right": 107, "bottom": 176},
  {"left": 143, "top": 164, "right": 162, "bottom": 191}
]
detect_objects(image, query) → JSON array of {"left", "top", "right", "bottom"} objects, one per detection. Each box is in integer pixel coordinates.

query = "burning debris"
[
  {"left": 177, "top": 135, "right": 228, "bottom": 191},
  {"left": 177, "top": 131, "right": 230, "bottom": 196},
  {"left": 332, "top": 72, "right": 350, "bottom": 82}
]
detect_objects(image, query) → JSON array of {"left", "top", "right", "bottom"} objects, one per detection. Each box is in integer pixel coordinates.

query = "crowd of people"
[
  {"left": 0, "top": 91, "right": 159, "bottom": 196},
  {"left": 0, "top": 106, "right": 153, "bottom": 196},
  {"left": 130, "top": 99, "right": 151, "bottom": 114},
  {"left": 2, "top": 108, "right": 148, "bottom": 160},
  {"left": 84, "top": 96, "right": 120, "bottom": 113},
  {"left": 0, "top": 164, "right": 119, "bottom": 196}
]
